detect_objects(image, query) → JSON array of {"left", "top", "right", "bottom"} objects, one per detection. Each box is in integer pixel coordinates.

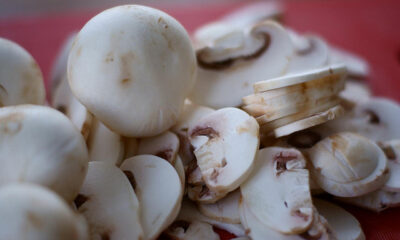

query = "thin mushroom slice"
[
  {"left": 329, "top": 46, "right": 369, "bottom": 78},
  {"left": 120, "top": 155, "right": 183, "bottom": 240},
  {"left": 197, "top": 189, "right": 241, "bottom": 224},
  {"left": 0, "top": 105, "right": 88, "bottom": 202},
  {"left": 339, "top": 80, "right": 371, "bottom": 107},
  {"left": 188, "top": 107, "right": 259, "bottom": 195},
  {"left": 308, "top": 132, "right": 389, "bottom": 197},
  {"left": 137, "top": 131, "right": 180, "bottom": 165},
  {"left": 172, "top": 100, "right": 215, "bottom": 133},
  {"left": 76, "top": 162, "right": 143, "bottom": 240},
  {"left": 240, "top": 147, "right": 313, "bottom": 234},
  {"left": 87, "top": 117, "right": 124, "bottom": 166},
  {"left": 190, "top": 20, "right": 294, "bottom": 108},
  {"left": 0, "top": 38, "right": 45, "bottom": 106},
  {"left": 0, "top": 183, "right": 88, "bottom": 240},
  {"left": 174, "top": 155, "right": 186, "bottom": 189},
  {"left": 337, "top": 189, "right": 400, "bottom": 212},
  {"left": 164, "top": 220, "right": 220, "bottom": 240},
  {"left": 314, "top": 199, "right": 365, "bottom": 240},
  {"left": 378, "top": 140, "right": 400, "bottom": 191}
]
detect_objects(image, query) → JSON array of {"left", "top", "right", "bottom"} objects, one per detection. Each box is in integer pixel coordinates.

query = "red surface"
[{"left": 1, "top": 0, "right": 400, "bottom": 239}]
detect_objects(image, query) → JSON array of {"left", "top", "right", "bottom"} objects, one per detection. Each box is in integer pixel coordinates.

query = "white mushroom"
[
  {"left": 172, "top": 100, "right": 215, "bottom": 133},
  {"left": 164, "top": 220, "right": 220, "bottom": 240},
  {"left": 314, "top": 199, "right": 365, "bottom": 240},
  {"left": 339, "top": 80, "right": 371, "bottom": 106},
  {"left": 0, "top": 183, "right": 88, "bottom": 240},
  {"left": 0, "top": 38, "right": 45, "bottom": 106},
  {"left": 307, "top": 132, "right": 389, "bottom": 197},
  {"left": 0, "top": 105, "right": 88, "bottom": 202},
  {"left": 76, "top": 161, "right": 143, "bottom": 240},
  {"left": 378, "top": 140, "right": 400, "bottom": 191},
  {"left": 337, "top": 189, "right": 400, "bottom": 212},
  {"left": 240, "top": 147, "right": 313, "bottom": 234},
  {"left": 137, "top": 131, "right": 180, "bottom": 165},
  {"left": 120, "top": 155, "right": 183, "bottom": 240},
  {"left": 188, "top": 107, "right": 259, "bottom": 201},
  {"left": 68, "top": 5, "right": 197, "bottom": 137},
  {"left": 174, "top": 155, "right": 186, "bottom": 189},
  {"left": 329, "top": 46, "right": 369, "bottom": 78},
  {"left": 190, "top": 20, "right": 294, "bottom": 108}
]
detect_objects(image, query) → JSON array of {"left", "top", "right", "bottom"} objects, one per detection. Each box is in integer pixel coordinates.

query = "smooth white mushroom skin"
[
  {"left": 68, "top": 5, "right": 197, "bottom": 137},
  {"left": 0, "top": 38, "right": 45, "bottom": 106},
  {"left": 76, "top": 162, "right": 143, "bottom": 240},
  {"left": 0, "top": 105, "right": 88, "bottom": 202},
  {"left": 0, "top": 183, "right": 88, "bottom": 240}
]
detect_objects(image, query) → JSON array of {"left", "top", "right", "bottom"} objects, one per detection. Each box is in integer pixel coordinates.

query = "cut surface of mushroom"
[
  {"left": 308, "top": 132, "right": 389, "bottom": 197},
  {"left": 68, "top": 5, "right": 197, "bottom": 137},
  {"left": 120, "top": 155, "right": 183, "bottom": 240},
  {"left": 338, "top": 189, "right": 400, "bottom": 212},
  {"left": 329, "top": 46, "right": 369, "bottom": 78},
  {"left": 339, "top": 80, "right": 371, "bottom": 106},
  {"left": 314, "top": 199, "right": 365, "bottom": 240},
  {"left": 137, "top": 131, "right": 180, "bottom": 165},
  {"left": 0, "top": 105, "right": 88, "bottom": 202},
  {"left": 172, "top": 100, "right": 215, "bottom": 133},
  {"left": 76, "top": 162, "right": 143, "bottom": 240},
  {"left": 240, "top": 147, "right": 313, "bottom": 234},
  {"left": 0, "top": 38, "right": 45, "bottom": 106},
  {"left": 164, "top": 220, "right": 220, "bottom": 240},
  {"left": 190, "top": 20, "right": 294, "bottom": 108},
  {"left": 188, "top": 107, "right": 259, "bottom": 197},
  {"left": 0, "top": 183, "right": 88, "bottom": 240},
  {"left": 378, "top": 140, "right": 400, "bottom": 191}
]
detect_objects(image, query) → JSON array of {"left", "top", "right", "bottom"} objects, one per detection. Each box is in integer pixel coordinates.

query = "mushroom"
[
  {"left": 190, "top": 20, "right": 294, "bottom": 108},
  {"left": 164, "top": 220, "right": 220, "bottom": 240},
  {"left": 172, "top": 100, "right": 215, "bottom": 134},
  {"left": 339, "top": 80, "right": 371, "bottom": 107},
  {"left": 174, "top": 156, "right": 186, "bottom": 189},
  {"left": 337, "top": 189, "right": 400, "bottom": 212},
  {"left": 86, "top": 117, "right": 124, "bottom": 166},
  {"left": 329, "top": 46, "right": 369, "bottom": 79},
  {"left": 120, "top": 155, "right": 183, "bottom": 240},
  {"left": 0, "top": 183, "right": 88, "bottom": 240},
  {"left": 0, "top": 38, "right": 45, "bottom": 106},
  {"left": 197, "top": 189, "right": 241, "bottom": 224},
  {"left": 137, "top": 131, "right": 180, "bottom": 165},
  {"left": 378, "top": 140, "right": 400, "bottom": 191},
  {"left": 0, "top": 105, "right": 88, "bottom": 202},
  {"left": 187, "top": 107, "right": 259, "bottom": 202},
  {"left": 76, "top": 161, "right": 143, "bottom": 240},
  {"left": 307, "top": 132, "right": 389, "bottom": 197},
  {"left": 314, "top": 199, "right": 365, "bottom": 240},
  {"left": 122, "top": 137, "right": 139, "bottom": 159},
  {"left": 240, "top": 147, "right": 313, "bottom": 234},
  {"left": 68, "top": 5, "right": 197, "bottom": 137}
]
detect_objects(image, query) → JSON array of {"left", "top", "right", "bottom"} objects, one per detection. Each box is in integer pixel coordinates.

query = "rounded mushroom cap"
[
  {"left": 68, "top": 5, "right": 196, "bottom": 137},
  {"left": 0, "top": 105, "right": 88, "bottom": 202},
  {"left": 0, "top": 183, "right": 88, "bottom": 240},
  {"left": 0, "top": 38, "right": 45, "bottom": 106}
]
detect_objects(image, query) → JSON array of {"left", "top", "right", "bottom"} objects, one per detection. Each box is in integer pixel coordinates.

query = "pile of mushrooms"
[{"left": 1, "top": 2, "right": 399, "bottom": 240}]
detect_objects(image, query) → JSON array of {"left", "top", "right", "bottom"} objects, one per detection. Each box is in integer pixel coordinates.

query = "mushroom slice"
[
  {"left": 329, "top": 46, "right": 369, "bottom": 78},
  {"left": 190, "top": 20, "right": 294, "bottom": 108},
  {"left": 378, "top": 140, "right": 400, "bottom": 191},
  {"left": 0, "top": 38, "right": 45, "bottom": 106},
  {"left": 339, "top": 80, "right": 371, "bottom": 106},
  {"left": 308, "top": 132, "right": 389, "bottom": 197},
  {"left": 0, "top": 105, "right": 88, "bottom": 202},
  {"left": 76, "top": 162, "right": 143, "bottom": 240},
  {"left": 68, "top": 5, "right": 196, "bottom": 137},
  {"left": 120, "top": 155, "right": 183, "bottom": 240},
  {"left": 338, "top": 189, "right": 400, "bottom": 212},
  {"left": 240, "top": 147, "right": 313, "bottom": 234},
  {"left": 137, "top": 131, "right": 180, "bottom": 165},
  {"left": 174, "top": 155, "right": 186, "bottom": 189},
  {"left": 87, "top": 117, "right": 124, "bottom": 166},
  {"left": 0, "top": 183, "right": 88, "bottom": 240},
  {"left": 188, "top": 107, "right": 259, "bottom": 195},
  {"left": 314, "top": 199, "right": 365, "bottom": 240},
  {"left": 164, "top": 220, "right": 220, "bottom": 240},
  {"left": 172, "top": 100, "right": 215, "bottom": 133},
  {"left": 197, "top": 189, "right": 241, "bottom": 224}
]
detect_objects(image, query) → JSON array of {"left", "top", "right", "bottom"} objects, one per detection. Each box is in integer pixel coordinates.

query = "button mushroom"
[
  {"left": 137, "top": 131, "right": 180, "bottom": 165},
  {"left": 172, "top": 100, "right": 215, "bottom": 134},
  {"left": 329, "top": 46, "right": 369, "bottom": 79},
  {"left": 68, "top": 5, "right": 197, "bottom": 137}
]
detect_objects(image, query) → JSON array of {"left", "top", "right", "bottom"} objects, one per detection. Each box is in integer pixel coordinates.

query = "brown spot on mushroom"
[
  {"left": 191, "top": 126, "right": 219, "bottom": 139},
  {"left": 293, "top": 209, "right": 310, "bottom": 222},
  {"left": 121, "top": 78, "right": 130, "bottom": 85},
  {"left": 105, "top": 52, "right": 114, "bottom": 63},
  {"left": 119, "top": 52, "right": 135, "bottom": 85},
  {"left": 378, "top": 142, "right": 397, "bottom": 160},
  {"left": 123, "top": 170, "right": 137, "bottom": 191},
  {"left": 155, "top": 148, "right": 173, "bottom": 163},
  {"left": 56, "top": 105, "right": 67, "bottom": 114},
  {"left": 365, "top": 110, "right": 380, "bottom": 124},
  {"left": 199, "top": 185, "right": 211, "bottom": 198},
  {"left": 274, "top": 151, "right": 298, "bottom": 175},
  {"left": 221, "top": 158, "right": 227, "bottom": 167},
  {"left": 284, "top": 201, "right": 288, "bottom": 208},
  {"left": 81, "top": 119, "right": 92, "bottom": 141},
  {"left": 158, "top": 17, "right": 169, "bottom": 29},
  {"left": 296, "top": 38, "right": 316, "bottom": 56},
  {"left": 101, "top": 231, "right": 111, "bottom": 240},
  {"left": 76, "top": 46, "right": 82, "bottom": 57},
  {"left": 287, "top": 131, "right": 321, "bottom": 148},
  {"left": 210, "top": 169, "right": 219, "bottom": 182},
  {"left": 245, "top": 229, "right": 251, "bottom": 235},
  {"left": 0, "top": 112, "right": 23, "bottom": 135},
  {"left": 74, "top": 194, "right": 89, "bottom": 209},
  {"left": 26, "top": 211, "right": 43, "bottom": 229}
]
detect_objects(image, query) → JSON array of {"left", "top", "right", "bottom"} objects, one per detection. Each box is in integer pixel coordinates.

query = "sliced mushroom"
[
  {"left": 68, "top": 5, "right": 196, "bottom": 137},
  {"left": 197, "top": 189, "right": 241, "bottom": 224},
  {"left": 307, "top": 132, "right": 389, "bottom": 197},
  {"left": 0, "top": 38, "right": 45, "bottom": 106},
  {"left": 0, "top": 105, "right": 88, "bottom": 202},
  {"left": 137, "top": 131, "right": 180, "bottom": 165},
  {"left": 120, "top": 155, "right": 183, "bottom": 240},
  {"left": 0, "top": 183, "right": 88, "bottom": 240},
  {"left": 87, "top": 117, "right": 124, "bottom": 166},
  {"left": 329, "top": 46, "right": 369, "bottom": 78},
  {"left": 314, "top": 199, "right": 365, "bottom": 240},
  {"left": 339, "top": 80, "right": 371, "bottom": 107},
  {"left": 174, "top": 155, "right": 186, "bottom": 189},
  {"left": 188, "top": 107, "right": 259, "bottom": 200},
  {"left": 164, "top": 220, "right": 220, "bottom": 240},
  {"left": 76, "top": 161, "right": 143, "bottom": 240},
  {"left": 172, "top": 100, "right": 215, "bottom": 133},
  {"left": 240, "top": 147, "right": 313, "bottom": 234},
  {"left": 190, "top": 20, "right": 294, "bottom": 108},
  {"left": 338, "top": 189, "right": 400, "bottom": 212}
]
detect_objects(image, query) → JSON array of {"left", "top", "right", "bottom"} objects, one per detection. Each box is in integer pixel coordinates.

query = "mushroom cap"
[
  {"left": 0, "top": 105, "right": 88, "bottom": 202},
  {"left": 0, "top": 183, "right": 88, "bottom": 240},
  {"left": 0, "top": 38, "right": 45, "bottom": 106},
  {"left": 338, "top": 189, "right": 400, "bottom": 212},
  {"left": 68, "top": 5, "right": 196, "bottom": 137},
  {"left": 172, "top": 100, "right": 215, "bottom": 133},
  {"left": 76, "top": 161, "right": 143, "bottom": 240},
  {"left": 188, "top": 107, "right": 259, "bottom": 193},
  {"left": 190, "top": 21, "right": 294, "bottom": 108},
  {"left": 120, "top": 155, "right": 183, "bottom": 240},
  {"left": 240, "top": 147, "right": 313, "bottom": 234},
  {"left": 137, "top": 131, "right": 180, "bottom": 165},
  {"left": 308, "top": 132, "right": 389, "bottom": 197}
]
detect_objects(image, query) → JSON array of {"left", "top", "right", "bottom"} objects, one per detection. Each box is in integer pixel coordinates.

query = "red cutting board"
[{"left": 1, "top": 0, "right": 400, "bottom": 239}]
